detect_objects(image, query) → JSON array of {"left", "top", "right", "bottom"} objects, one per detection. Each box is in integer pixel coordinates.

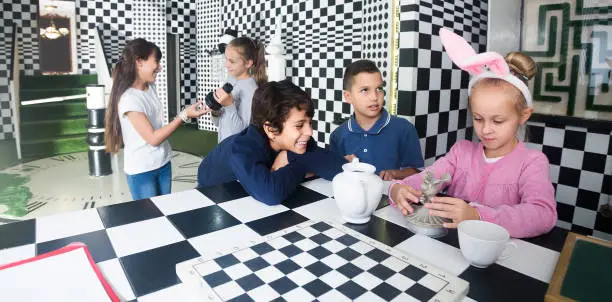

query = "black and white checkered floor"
[{"left": 0, "top": 178, "right": 568, "bottom": 301}]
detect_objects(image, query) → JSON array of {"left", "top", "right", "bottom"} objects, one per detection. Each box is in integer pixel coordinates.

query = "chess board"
[{"left": 177, "top": 220, "right": 469, "bottom": 301}]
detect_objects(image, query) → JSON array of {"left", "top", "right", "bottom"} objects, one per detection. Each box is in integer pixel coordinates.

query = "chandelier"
[{"left": 40, "top": 4, "right": 69, "bottom": 40}]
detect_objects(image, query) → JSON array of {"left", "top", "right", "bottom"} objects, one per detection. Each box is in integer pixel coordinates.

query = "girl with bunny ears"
[{"left": 389, "top": 28, "right": 557, "bottom": 238}]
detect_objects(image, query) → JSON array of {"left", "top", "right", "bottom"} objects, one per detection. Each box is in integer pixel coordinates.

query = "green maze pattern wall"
[{"left": 522, "top": 0, "right": 611, "bottom": 120}]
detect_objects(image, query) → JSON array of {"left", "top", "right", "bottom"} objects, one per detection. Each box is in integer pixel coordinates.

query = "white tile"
[
  {"left": 355, "top": 291, "right": 386, "bottom": 302},
  {"left": 585, "top": 132, "right": 610, "bottom": 154},
  {"left": 150, "top": 189, "right": 214, "bottom": 215},
  {"left": 0, "top": 244, "right": 35, "bottom": 266},
  {"left": 36, "top": 208, "right": 105, "bottom": 243},
  {"left": 219, "top": 196, "right": 288, "bottom": 223},
  {"left": 224, "top": 263, "right": 251, "bottom": 280},
  {"left": 578, "top": 171, "right": 604, "bottom": 192},
  {"left": 374, "top": 206, "right": 409, "bottom": 229},
  {"left": 320, "top": 270, "right": 350, "bottom": 288},
  {"left": 419, "top": 273, "right": 447, "bottom": 291},
  {"left": 97, "top": 259, "right": 135, "bottom": 301},
  {"left": 556, "top": 220, "right": 572, "bottom": 230},
  {"left": 543, "top": 128, "right": 565, "bottom": 148},
  {"left": 386, "top": 273, "right": 416, "bottom": 291},
  {"left": 291, "top": 252, "right": 318, "bottom": 268},
  {"left": 592, "top": 231, "right": 612, "bottom": 242},
  {"left": 212, "top": 281, "right": 242, "bottom": 301},
  {"left": 560, "top": 149, "right": 584, "bottom": 170},
  {"left": 555, "top": 184, "right": 578, "bottom": 206},
  {"left": 137, "top": 283, "right": 208, "bottom": 302},
  {"left": 261, "top": 250, "right": 287, "bottom": 265},
  {"left": 321, "top": 253, "right": 348, "bottom": 269},
  {"left": 254, "top": 265, "right": 284, "bottom": 283},
  {"left": 300, "top": 178, "right": 334, "bottom": 197},
  {"left": 352, "top": 255, "right": 378, "bottom": 271},
  {"left": 106, "top": 217, "right": 184, "bottom": 257},
  {"left": 188, "top": 224, "right": 262, "bottom": 259},
  {"left": 353, "top": 271, "right": 383, "bottom": 290},
  {"left": 293, "top": 198, "right": 343, "bottom": 221},
  {"left": 247, "top": 284, "right": 280, "bottom": 301},
  {"left": 572, "top": 207, "right": 597, "bottom": 229},
  {"left": 426, "top": 113, "right": 440, "bottom": 137},
  {"left": 394, "top": 234, "right": 470, "bottom": 276},
  {"left": 319, "top": 289, "right": 351, "bottom": 302},
  {"left": 496, "top": 239, "right": 559, "bottom": 283},
  {"left": 282, "top": 287, "right": 315, "bottom": 301},
  {"left": 287, "top": 268, "right": 317, "bottom": 286}
]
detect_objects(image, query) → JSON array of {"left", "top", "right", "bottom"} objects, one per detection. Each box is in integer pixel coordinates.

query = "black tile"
[
  {"left": 399, "top": 48, "right": 418, "bottom": 67},
  {"left": 279, "top": 244, "right": 302, "bottom": 257},
  {"left": 400, "top": 265, "right": 428, "bottom": 281},
  {"left": 556, "top": 202, "right": 575, "bottom": 223},
  {"left": 522, "top": 227, "right": 569, "bottom": 252},
  {"left": 557, "top": 167, "right": 581, "bottom": 188},
  {"left": 460, "top": 264, "right": 547, "bottom": 302},
  {"left": 305, "top": 261, "right": 333, "bottom": 277},
  {"left": 274, "top": 259, "right": 300, "bottom": 274},
  {"left": 269, "top": 276, "right": 298, "bottom": 295},
  {"left": 303, "top": 279, "right": 333, "bottom": 297},
  {"left": 344, "top": 215, "right": 413, "bottom": 247},
  {"left": 595, "top": 212, "right": 612, "bottom": 234},
  {"left": 310, "top": 233, "right": 332, "bottom": 245},
  {"left": 576, "top": 189, "right": 601, "bottom": 211},
  {"left": 236, "top": 274, "right": 264, "bottom": 291},
  {"left": 373, "top": 282, "right": 402, "bottom": 300},
  {"left": 397, "top": 91, "right": 416, "bottom": 116},
  {"left": 246, "top": 211, "right": 308, "bottom": 236},
  {"left": 336, "top": 280, "right": 367, "bottom": 299},
  {"left": 603, "top": 174, "right": 611, "bottom": 195},
  {"left": 0, "top": 219, "right": 35, "bottom": 250},
  {"left": 97, "top": 198, "right": 163, "bottom": 228},
  {"left": 215, "top": 254, "right": 240, "bottom": 268},
  {"left": 526, "top": 125, "right": 544, "bottom": 144},
  {"left": 203, "top": 270, "right": 231, "bottom": 287},
  {"left": 582, "top": 152, "right": 607, "bottom": 174},
  {"left": 405, "top": 282, "right": 437, "bottom": 301},
  {"left": 36, "top": 230, "right": 116, "bottom": 263},
  {"left": 228, "top": 294, "right": 254, "bottom": 302},
  {"left": 282, "top": 231, "right": 306, "bottom": 243},
  {"left": 281, "top": 186, "right": 327, "bottom": 209},
  {"left": 365, "top": 248, "right": 391, "bottom": 262},
  {"left": 244, "top": 257, "right": 269, "bottom": 272},
  {"left": 425, "top": 136, "right": 437, "bottom": 159},
  {"left": 251, "top": 242, "right": 274, "bottom": 255},
  {"left": 541, "top": 145, "right": 562, "bottom": 166},
  {"left": 311, "top": 221, "right": 332, "bottom": 232},
  {"left": 337, "top": 247, "right": 361, "bottom": 261},
  {"left": 571, "top": 224, "right": 593, "bottom": 236},
  {"left": 307, "top": 246, "right": 332, "bottom": 259},
  {"left": 433, "top": 228, "right": 460, "bottom": 248},
  {"left": 563, "top": 130, "right": 587, "bottom": 150},
  {"left": 336, "top": 233, "right": 360, "bottom": 246},
  {"left": 368, "top": 264, "right": 395, "bottom": 280},
  {"left": 119, "top": 241, "right": 199, "bottom": 296},
  {"left": 197, "top": 181, "right": 249, "bottom": 203},
  {"left": 167, "top": 205, "right": 240, "bottom": 238}
]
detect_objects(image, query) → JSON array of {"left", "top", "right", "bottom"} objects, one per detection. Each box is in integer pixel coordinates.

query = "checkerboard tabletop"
[{"left": 0, "top": 178, "right": 568, "bottom": 301}]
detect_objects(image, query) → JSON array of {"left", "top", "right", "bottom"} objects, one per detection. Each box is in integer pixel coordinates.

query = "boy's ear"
[
  {"left": 263, "top": 122, "right": 278, "bottom": 139},
  {"left": 343, "top": 90, "right": 352, "bottom": 104}
]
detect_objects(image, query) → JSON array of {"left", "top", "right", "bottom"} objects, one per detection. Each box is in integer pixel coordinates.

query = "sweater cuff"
[{"left": 474, "top": 205, "right": 494, "bottom": 223}]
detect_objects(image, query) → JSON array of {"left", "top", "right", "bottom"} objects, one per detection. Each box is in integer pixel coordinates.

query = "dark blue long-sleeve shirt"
[{"left": 197, "top": 125, "right": 344, "bottom": 205}]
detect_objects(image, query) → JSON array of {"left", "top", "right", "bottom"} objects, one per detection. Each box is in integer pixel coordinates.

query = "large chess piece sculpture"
[
  {"left": 404, "top": 171, "right": 451, "bottom": 237},
  {"left": 265, "top": 17, "right": 291, "bottom": 82},
  {"left": 86, "top": 85, "right": 112, "bottom": 176}
]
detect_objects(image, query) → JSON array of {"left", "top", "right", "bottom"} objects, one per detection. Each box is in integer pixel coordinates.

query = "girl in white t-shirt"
[{"left": 105, "top": 38, "right": 208, "bottom": 199}]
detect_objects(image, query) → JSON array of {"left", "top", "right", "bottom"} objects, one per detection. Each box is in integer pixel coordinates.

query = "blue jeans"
[{"left": 126, "top": 162, "right": 172, "bottom": 200}]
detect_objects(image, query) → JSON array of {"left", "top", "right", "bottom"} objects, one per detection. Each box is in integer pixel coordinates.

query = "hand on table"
[
  {"left": 424, "top": 196, "right": 480, "bottom": 228},
  {"left": 390, "top": 184, "right": 422, "bottom": 215},
  {"left": 271, "top": 150, "right": 289, "bottom": 172}
]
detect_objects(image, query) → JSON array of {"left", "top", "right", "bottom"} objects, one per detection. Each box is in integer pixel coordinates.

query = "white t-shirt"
[{"left": 118, "top": 84, "right": 172, "bottom": 175}]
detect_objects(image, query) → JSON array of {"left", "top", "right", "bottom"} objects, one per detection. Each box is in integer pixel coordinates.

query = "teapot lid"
[{"left": 342, "top": 157, "right": 376, "bottom": 174}]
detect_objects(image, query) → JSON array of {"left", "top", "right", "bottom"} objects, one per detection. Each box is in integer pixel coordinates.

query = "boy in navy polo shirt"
[{"left": 330, "top": 60, "right": 424, "bottom": 180}]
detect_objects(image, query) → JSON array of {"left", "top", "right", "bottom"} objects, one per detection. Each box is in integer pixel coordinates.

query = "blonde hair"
[
  {"left": 471, "top": 52, "right": 536, "bottom": 114},
  {"left": 470, "top": 52, "right": 537, "bottom": 141}
]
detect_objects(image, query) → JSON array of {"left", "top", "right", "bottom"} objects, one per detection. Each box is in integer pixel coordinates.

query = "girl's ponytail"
[{"left": 252, "top": 40, "right": 268, "bottom": 86}]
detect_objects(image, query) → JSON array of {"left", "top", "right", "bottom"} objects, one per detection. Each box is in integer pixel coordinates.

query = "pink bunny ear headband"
[{"left": 439, "top": 28, "right": 532, "bottom": 107}]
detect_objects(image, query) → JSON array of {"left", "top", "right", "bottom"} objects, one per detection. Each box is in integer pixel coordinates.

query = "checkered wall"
[
  {"left": 396, "top": 0, "right": 488, "bottom": 166},
  {"left": 525, "top": 119, "right": 612, "bottom": 239},
  {"left": 0, "top": 1, "right": 40, "bottom": 140},
  {"left": 196, "top": 0, "right": 221, "bottom": 131},
  {"left": 195, "top": 0, "right": 363, "bottom": 146},
  {"left": 76, "top": 0, "right": 133, "bottom": 74},
  {"left": 167, "top": 0, "right": 198, "bottom": 107},
  {"left": 133, "top": 0, "right": 168, "bottom": 124}
]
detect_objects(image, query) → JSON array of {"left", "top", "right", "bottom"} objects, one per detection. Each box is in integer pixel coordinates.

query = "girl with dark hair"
[
  {"left": 105, "top": 38, "right": 208, "bottom": 200},
  {"left": 210, "top": 36, "right": 267, "bottom": 142},
  {"left": 197, "top": 80, "right": 345, "bottom": 205}
]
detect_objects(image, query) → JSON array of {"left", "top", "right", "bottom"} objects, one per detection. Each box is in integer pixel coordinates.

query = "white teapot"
[{"left": 332, "top": 158, "right": 384, "bottom": 224}]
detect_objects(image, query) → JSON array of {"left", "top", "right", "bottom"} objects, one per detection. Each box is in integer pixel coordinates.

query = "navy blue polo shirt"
[{"left": 329, "top": 109, "right": 424, "bottom": 173}]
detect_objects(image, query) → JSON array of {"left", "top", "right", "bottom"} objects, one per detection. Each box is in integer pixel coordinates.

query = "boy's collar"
[{"left": 348, "top": 108, "right": 391, "bottom": 135}]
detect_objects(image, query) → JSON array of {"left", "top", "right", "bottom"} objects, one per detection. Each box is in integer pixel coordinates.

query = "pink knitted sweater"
[{"left": 389, "top": 140, "right": 557, "bottom": 238}]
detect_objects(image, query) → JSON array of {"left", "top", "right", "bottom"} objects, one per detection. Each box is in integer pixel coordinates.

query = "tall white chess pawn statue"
[{"left": 266, "top": 17, "right": 291, "bottom": 82}]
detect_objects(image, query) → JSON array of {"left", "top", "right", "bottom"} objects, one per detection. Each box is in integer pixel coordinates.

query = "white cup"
[{"left": 457, "top": 220, "right": 516, "bottom": 268}]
